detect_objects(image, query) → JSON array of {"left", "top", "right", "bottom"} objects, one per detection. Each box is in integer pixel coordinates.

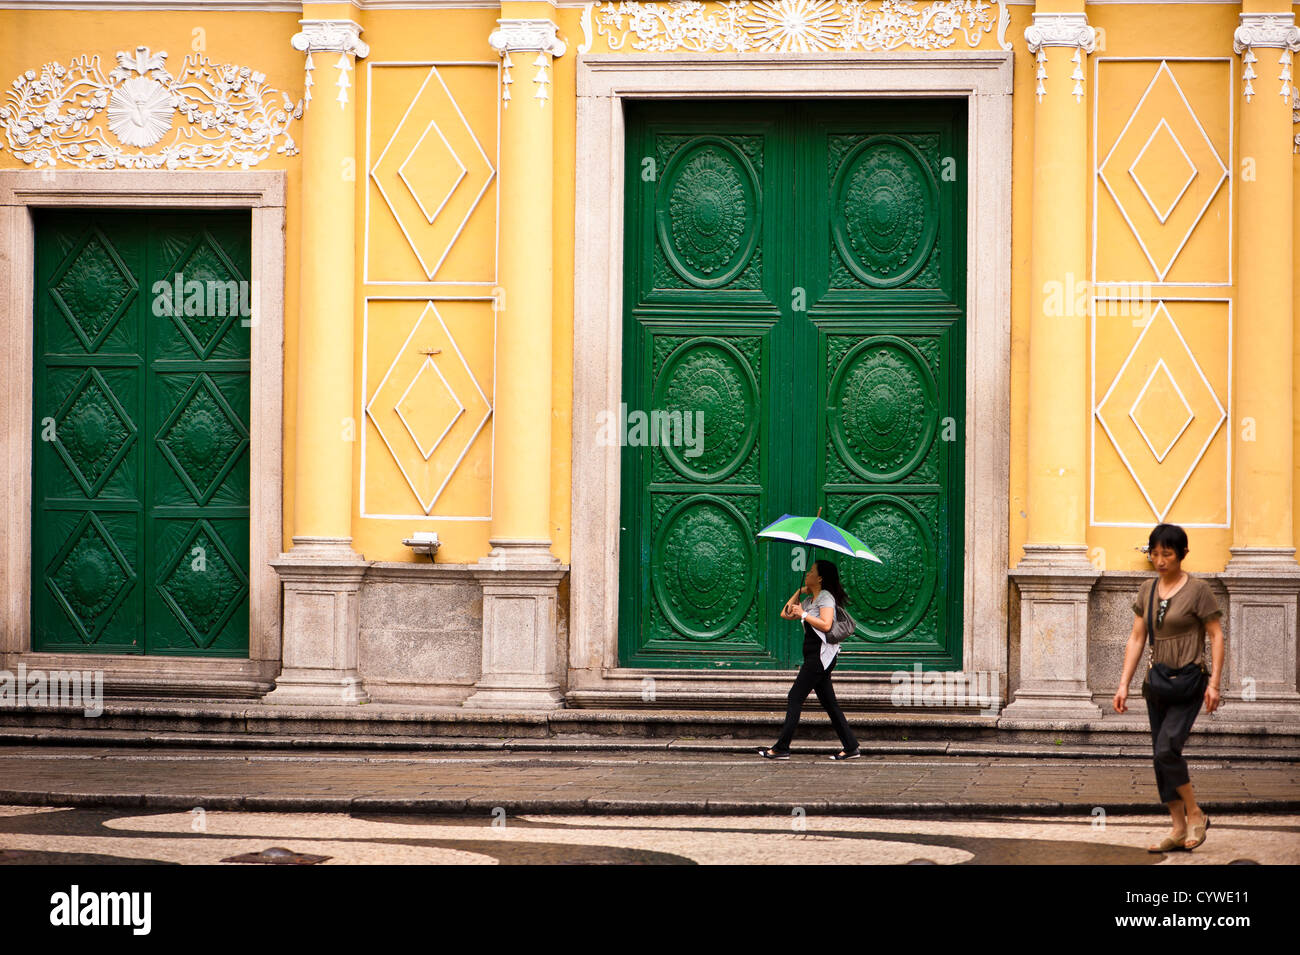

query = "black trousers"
[
  {"left": 1144, "top": 686, "right": 1204, "bottom": 803},
  {"left": 773, "top": 652, "right": 859, "bottom": 753}
]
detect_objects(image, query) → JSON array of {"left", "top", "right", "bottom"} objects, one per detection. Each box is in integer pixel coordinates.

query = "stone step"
[
  {"left": 1, "top": 700, "right": 1297, "bottom": 756},
  {"left": 2, "top": 725, "right": 1299, "bottom": 761}
]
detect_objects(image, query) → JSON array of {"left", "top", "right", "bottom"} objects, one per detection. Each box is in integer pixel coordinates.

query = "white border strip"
[
  {"left": 364, "top": 61, "right": 500, "bottom": 287},
  {"left": 1090, "top": 297, "right": 1232, "bottom": 528},
  {"left": 1094, "top": 58, "right": 1232, "bottom": 287},
  {"left": 359, "top": 294, "right": 496, "bottom": 521}
]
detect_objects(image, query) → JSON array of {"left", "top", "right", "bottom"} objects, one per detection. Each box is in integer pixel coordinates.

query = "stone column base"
[
  {"left": 1217, "top": 547, "right": 1300, "bottom": 722},
  {"left": 463, "top": 540, "right": 569, "bottom": 710},
  {"left": 1003, "top": 544, "right": 1103, "bottom": 721},
  {"left": 263, "top": 536, "right": 372, "bottom": 705}
]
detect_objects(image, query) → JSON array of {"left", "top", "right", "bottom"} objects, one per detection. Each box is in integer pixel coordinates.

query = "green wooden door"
[
  {"left": 619, "top": 100, "right": 965, "bottom": 670},
  {"left": 32, "top": 209, "right": 252, "bottom": 656}
]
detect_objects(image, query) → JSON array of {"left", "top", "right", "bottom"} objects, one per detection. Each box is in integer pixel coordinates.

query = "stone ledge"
[{"left": 0, "top": 789, "right": 1294, "bottom": 817}]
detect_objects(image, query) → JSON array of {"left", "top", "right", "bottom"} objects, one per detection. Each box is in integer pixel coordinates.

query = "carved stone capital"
[
  {"left": 1233, "top": 12, "right": 1300, "bottom": 55},
  {"left": 489, "top": 18, "right": 567, "bottom": 57},
  {"left": 1024, "top": 12, "right": 1096, "bottom": 54},
  {"left": 291, "top": 19, "right": 370, "bottom": 59},
  {"left": 1233, "top": 13, "right": 1298, "bottom": 104}
]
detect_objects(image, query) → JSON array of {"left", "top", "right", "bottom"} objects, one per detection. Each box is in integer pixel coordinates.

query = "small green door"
[
  {"left": 32, "top": 209, "right": 252, "bottom": 656},
  {"left": 619, "top": 100, "right": 965, "bottom": 670}
]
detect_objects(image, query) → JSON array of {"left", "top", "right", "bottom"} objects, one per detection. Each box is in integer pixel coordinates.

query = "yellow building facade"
[{"left": 1, "top": 0, "right": 1298, "bottom": 724}]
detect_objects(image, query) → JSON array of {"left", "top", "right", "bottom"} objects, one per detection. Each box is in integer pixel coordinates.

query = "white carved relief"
[
  {"left": 291, "top": 19, "right": 369, "bottom": 110},
  {"left": 1293, "top": 87, "right": 1299, "bottom": 153},
  {"left": 1024, "top": 12, "right": 1095, "bottom": 104},
  {"left": 576, "top": 0, "right": 1012, "bottom": 56},
  {"left": 489, "top": 18, "right": 565, "bottom": 108},
  {"left": 1233, "top": 13, "right": 1300, "bottom": 104},
  {"left": 0, "top": 45, "right": 301, "bottom": 168}
]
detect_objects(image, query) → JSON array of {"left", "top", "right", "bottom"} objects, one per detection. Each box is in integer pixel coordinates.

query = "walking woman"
[
  {"left": 758, "top": 559, "right": 861, "bottom": 760},
  {"left": 1112, "top": 523, "right": 1225, "bottom": 852}
]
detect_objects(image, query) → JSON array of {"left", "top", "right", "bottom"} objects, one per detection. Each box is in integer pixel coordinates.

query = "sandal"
[
  {"left": 1184, "top": 815, "right": 1210, "bottom": 850},
  {"left": 758, "top": 747, "right": 790, "bottom": 760},
  {"left": 1146, "top": 833, "right": 1187, "bottom": 853}
]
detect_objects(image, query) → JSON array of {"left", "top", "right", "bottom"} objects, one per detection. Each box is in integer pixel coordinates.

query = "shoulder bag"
[{"left": 827, "top": 603, "right": 858, "bottom": 645}]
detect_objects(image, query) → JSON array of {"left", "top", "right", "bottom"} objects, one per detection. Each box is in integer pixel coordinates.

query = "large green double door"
[
  {"left": 619, "top": 100, "right": 966, "bottom": 670},
  {"left": 31, "top": 209, "right": 251, "bottom": 656}
]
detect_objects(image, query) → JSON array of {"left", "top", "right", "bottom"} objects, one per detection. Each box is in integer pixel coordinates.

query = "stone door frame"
[
  {"left": 0, "top": 170, "right": 286, "bottom": 697},
  {"left": 568, "top": 53, "right": 1014, "bottom": 705}
]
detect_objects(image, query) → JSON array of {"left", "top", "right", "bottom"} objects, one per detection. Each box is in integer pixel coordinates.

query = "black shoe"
[
  {"left": 829, "top": 749, "right": 862, "bottom": 760},
  {"left": 758, "top": 747, "right": 791, "bottom": 759}
]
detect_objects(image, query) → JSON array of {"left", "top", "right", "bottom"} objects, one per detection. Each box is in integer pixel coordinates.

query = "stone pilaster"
[
  {"left": 463, "top": 8, "right": 569, "bottom": 710},
  {"left": 1004, "top": 8, "right": 1101, "bottom": 721},
  {"left": 268, "top": 538, "right": 370, "bottom": 704},
  {"left": 1007, "top": 549, "right": 1102, "bottom": 720},
  {"left": 466, "top": 542, "right": 568, "bottom": 709},
  {"left": 265, "top": 18, "right": 371, "bottom": 705}
]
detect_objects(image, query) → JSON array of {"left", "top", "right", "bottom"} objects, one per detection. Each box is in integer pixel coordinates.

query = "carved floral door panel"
[
  {"left": 804, "top": 102, "right": 966, "bottom": 670},
  {"left": 32, "top": 209, "right": 252, "bottom": 656},
  {"left": 619, "top": 103, "right": 791, "bottom": 668},
  {"left": 622, "top": 99, "right": 966, "bottom": 670}
]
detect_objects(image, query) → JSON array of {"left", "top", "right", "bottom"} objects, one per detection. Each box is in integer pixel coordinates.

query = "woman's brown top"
[{"left": 1131, "top": 574, "right": 1223, "bottom": 669}]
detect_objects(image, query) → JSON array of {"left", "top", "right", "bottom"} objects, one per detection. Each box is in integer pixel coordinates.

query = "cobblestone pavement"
[
  {"left": 1, "top": 805, "right": 1296, "bottom": 864},
  {"left": 0, "top": 746, "right": 1297, "bottom": 815}
]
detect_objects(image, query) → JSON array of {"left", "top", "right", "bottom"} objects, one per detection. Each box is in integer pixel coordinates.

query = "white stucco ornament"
[
  {"left": 1293, "top": 87, "right": 1299, "bottom": 153},
  {"left": 577, "top": 0, "right": 1013, "bottom": 55},
  {"left": 107, "top": 76, "right": 174, "bottom": 147},
  {"left": 489, "top": 18, "right": 566, "bottom": 109},
  {"left": 0, "top": 45, "right": 303, "bottom": 169},
  {"left": 290, "top": 19, "right": 370, "bottom": 111},
  {"left": 1232, "top": 12, "right": 1300, "bottom": 104},
  {"left": 1024, "top": 12, "right": 1096, "bottom": 105}
]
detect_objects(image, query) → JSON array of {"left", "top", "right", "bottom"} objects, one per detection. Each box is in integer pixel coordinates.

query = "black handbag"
[{"left": 1141, "top": 578, "right": 1207, "bottom": 703}]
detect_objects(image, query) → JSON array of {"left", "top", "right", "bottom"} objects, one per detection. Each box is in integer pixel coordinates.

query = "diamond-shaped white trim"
[
  {"left": 1128, "top": 357, "right": 1193, "bottom": 463},
  {"left": 395, "top": 355, "right": 466, "bottom": 461},
  {"left": 1128, "top": 118, "right": 1197, "bottom": 225},
  {"left": 364, "top": 302, "right": 492, "bottom": 515},
  {"left": 1097, "top": 61, "right": 1228, "bottom": 281},
  {"left": 369, "top": 66, "right": 495, "bottom": 281},
  {"left": 1095, "top": 302, "right": 1227, "bottom": 522},
  {"left": 398, "top": 121, "right": 467, "bottom": 227}
]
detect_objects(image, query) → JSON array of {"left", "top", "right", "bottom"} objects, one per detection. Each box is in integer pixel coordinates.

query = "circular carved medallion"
[
  {"left": 652, "top": 338, "right": 758, "bottom": 482},
  {"left": 832, "top": 136, "right": 938, "bottom": 287},
  {"left": 656, "top": 138, "right": 761, "bottom": 288},
  {"left": 837, "top": 496, "right": 936, "bottom": 642},
  {"left": 829, "top": 336, "right": 937, "bottom": 483},
  {"left": 651, "top": 495, "right": 756, "bottom": 640}
]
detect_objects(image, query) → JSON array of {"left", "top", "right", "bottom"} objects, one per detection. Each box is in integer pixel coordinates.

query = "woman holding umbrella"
[{"left": 758, "top": 557, "right": 862, "bottom": 760}]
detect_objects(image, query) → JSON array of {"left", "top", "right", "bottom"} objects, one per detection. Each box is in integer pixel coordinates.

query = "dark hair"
[
  {"left": 1147, "top": 523, "right": 1188, "bottom": 560},
  {"left": 814, "top": 559, "right": 850, "bottom": 609}
]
